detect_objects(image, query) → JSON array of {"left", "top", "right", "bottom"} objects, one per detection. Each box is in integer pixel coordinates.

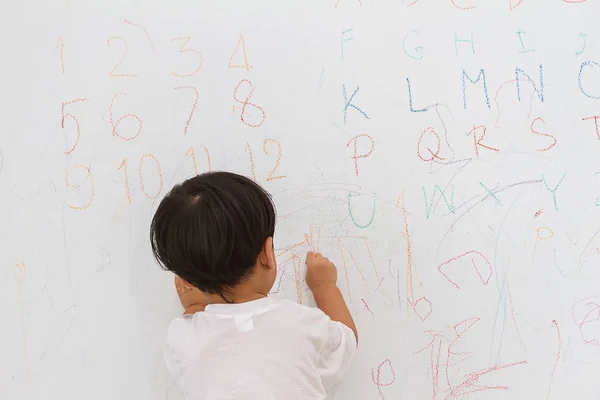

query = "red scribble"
[
  {"left": 467, "top": 125, "right": 499, "bottom": 156},
  {"left": 124, "top": 20, "right": 155, "bottom": 53},
  {"left": 61, "top": 98, "right": 88, "bottom": 154},
  {"left": 494, "top": 78, "right": 536, "bottom": 128},
  {"left": 530, "top": 117, "right": 557, "bottom": 151},
  {"left": 546, "top": 320, "right": 562, "bottom": 400},
  {"left": 534, "top": 209, "right": 544, "bottom": 217},
  {"left": 509, "top": 0, "right": 525, "bottom": 10},
  {"left": 409, "top": 296, "right": 433, "bottom": 321},
  {"left": 564, "top": 0, "right": 586, "bottom": 3},
  {"left": 371, "top": 359, "right": 395, "bottom": 399},
  {"left": 347, "top": 134, "right": 374, "bottom": 176},
  {"left": 582, "top": 115, "right": 600, "bottom": 140},
  {"left": 445, "top": 361, "right": 527, "bottom": 400},
  {"left": 416, "top": 317, "right": 526, "bottom": 400},
  {"left": 572, "top": 297, "right": 600, "bottom": 346},
  {"left": 450, "top": 0, "right": 475, "bottom": 10},
  {"left": 437, "top": 250, "right": 493, "bottom": 289},
  {"left": 417, "top": 127, "right": 446, "bottom": 162},
  {"left": 174, "top": 86, "right": 198, "bottom": 135},
  {"left": 403, "top": 0, "right": 421, "bottom": 5},
  {"left": 361, "top": 298, "right": 374, "bottom": 316},
  {"left": 233, "top": 79, "right": 266, "bottom": 128},
  {"left": 433, "top": 340, "right": 443, "bottom": 399},
  {"left": 446, "top": 318, "right": 480, "bottom": 398}
]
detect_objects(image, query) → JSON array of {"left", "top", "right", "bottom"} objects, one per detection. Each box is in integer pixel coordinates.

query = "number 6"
[{"left": 109, "top": 92, "right": 142, "bottom": 141}]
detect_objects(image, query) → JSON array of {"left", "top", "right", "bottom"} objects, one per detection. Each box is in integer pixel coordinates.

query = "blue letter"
[
  {"left": 406, "top": 78, "right": 428, "bottom": 113},
  {"left": 343, "top": 85, "right": 370, "bottom": 123},
  {"left": 462, "top": 69, "right": 491, "bottom": 109},
  {"left": 578, "top": 61, "right": 600, "bottom": 99},
  {"left": 516, "top": 64, "right": 544, "bottom": 102}
]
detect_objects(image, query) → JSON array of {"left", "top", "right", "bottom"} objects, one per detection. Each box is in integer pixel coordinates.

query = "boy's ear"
[
  {"left": 175, "top": 275, "right": 195, "bottom": 290},
  {"left": 259, "top": 236, "right": 277, "bottom": 270}
]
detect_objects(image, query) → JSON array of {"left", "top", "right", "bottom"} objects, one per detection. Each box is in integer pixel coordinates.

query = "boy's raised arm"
[{"left": 305, "top": 252, "right": 358, "bottom": 343}]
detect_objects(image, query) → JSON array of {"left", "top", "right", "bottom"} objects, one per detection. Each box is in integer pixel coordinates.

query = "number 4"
[{"left": 228, "top": 34, "right": 252, "bottom": 72}]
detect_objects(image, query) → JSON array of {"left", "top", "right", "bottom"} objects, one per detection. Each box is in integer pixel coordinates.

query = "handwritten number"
[
  {"left": 139, "top": 154, "right": 164, "bottom": 199},
  {"left": 109, "top": 93, "right": 142, "bottom": 141},
  {"left": 174, "top": 86, "right": 199, "bottom": 135},
  {"left": 107, "top": 37, "right": 137, "bottom": 77},
  {"left": 61, "top": 98, "right": 88, "bottom": 154},
  {"left": 66, "top": 165, "right": 94, "bottom": 210},
  {"left": 171, "top": 37, "right": 203, "bottom": 77},
  {"left": 117, "top": 159, "right": 132, "bottom": 204},
  {"left": 263, "top": 139, "right": 286, "bottom": 181},
  {"left": 244, "top": 143, "right": 257, "bottom": 181}
]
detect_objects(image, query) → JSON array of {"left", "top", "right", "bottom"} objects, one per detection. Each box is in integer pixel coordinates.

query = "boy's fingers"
[{"left": 306, "top": 251, "right": 315, "bottom": 264}]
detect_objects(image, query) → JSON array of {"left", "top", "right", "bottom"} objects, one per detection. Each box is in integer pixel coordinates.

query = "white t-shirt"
[{"left": 164, "top": 297, "right": 357, "bottom": 400}]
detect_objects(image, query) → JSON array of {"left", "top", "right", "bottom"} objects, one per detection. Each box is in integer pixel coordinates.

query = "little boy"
[{"left": 150, "top": 171, "right": 358, "bottom": 400}]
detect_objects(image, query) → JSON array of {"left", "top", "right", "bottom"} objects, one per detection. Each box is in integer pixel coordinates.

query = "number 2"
[
  {"left": 107, "top": 37, "right": 137, "bottom": 77},
  {"left": 263, "top": 139, "right": 286, "bottom": 181}
]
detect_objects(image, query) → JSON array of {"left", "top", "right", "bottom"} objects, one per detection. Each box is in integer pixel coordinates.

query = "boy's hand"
[
  {"left": 305, "top": 251, "right": 338, "bottom": 291},
  {"left": 175, "top": 276, "right": 207, "bottom": 314}
]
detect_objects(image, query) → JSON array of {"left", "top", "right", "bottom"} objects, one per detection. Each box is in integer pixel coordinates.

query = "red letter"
[
  {"left": 467, "top": 125, "right": 499, "bottom": 156},
  {"left": 347, "top": 134, "right": 374, "bottom": 176},
  {"left": 417, "top": 127, "right": 446, "bottom": 162},
  {"left": 530, "top": 117, "right": 557, "bottom": 151},
  {"left": 582, "top": 115, "right": 600, "bottom": 140}
]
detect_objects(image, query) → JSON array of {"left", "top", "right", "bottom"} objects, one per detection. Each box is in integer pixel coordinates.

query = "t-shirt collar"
[{"left": 204, "top": 296, "right": 277, "bottom": 315}]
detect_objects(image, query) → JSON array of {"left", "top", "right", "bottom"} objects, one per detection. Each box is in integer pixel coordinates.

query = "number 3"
[{"left": 171, "top": 37, "right": 203, "bottom": 77}]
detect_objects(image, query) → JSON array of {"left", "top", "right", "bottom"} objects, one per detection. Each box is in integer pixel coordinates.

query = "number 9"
[{"left": 66, "top": 165, "right": 94, "bottom": 210}]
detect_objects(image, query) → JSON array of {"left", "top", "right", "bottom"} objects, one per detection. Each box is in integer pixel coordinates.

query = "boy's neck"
[{"left": 205, "top": 285, "right": 269, "bottom": 305}]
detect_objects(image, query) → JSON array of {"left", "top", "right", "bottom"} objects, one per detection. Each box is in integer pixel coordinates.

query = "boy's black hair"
[{"left": 150, "top": 171, "right": 276, "bottom": 299}]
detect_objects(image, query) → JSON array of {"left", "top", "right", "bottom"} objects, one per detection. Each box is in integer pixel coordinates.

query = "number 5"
[{"left": 61, "top": 98, "right": 88, "bottom": 154}]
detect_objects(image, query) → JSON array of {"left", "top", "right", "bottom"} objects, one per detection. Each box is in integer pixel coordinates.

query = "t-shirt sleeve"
[{"left": 316, "top": 319, "right": 357, "bottom": 389}]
